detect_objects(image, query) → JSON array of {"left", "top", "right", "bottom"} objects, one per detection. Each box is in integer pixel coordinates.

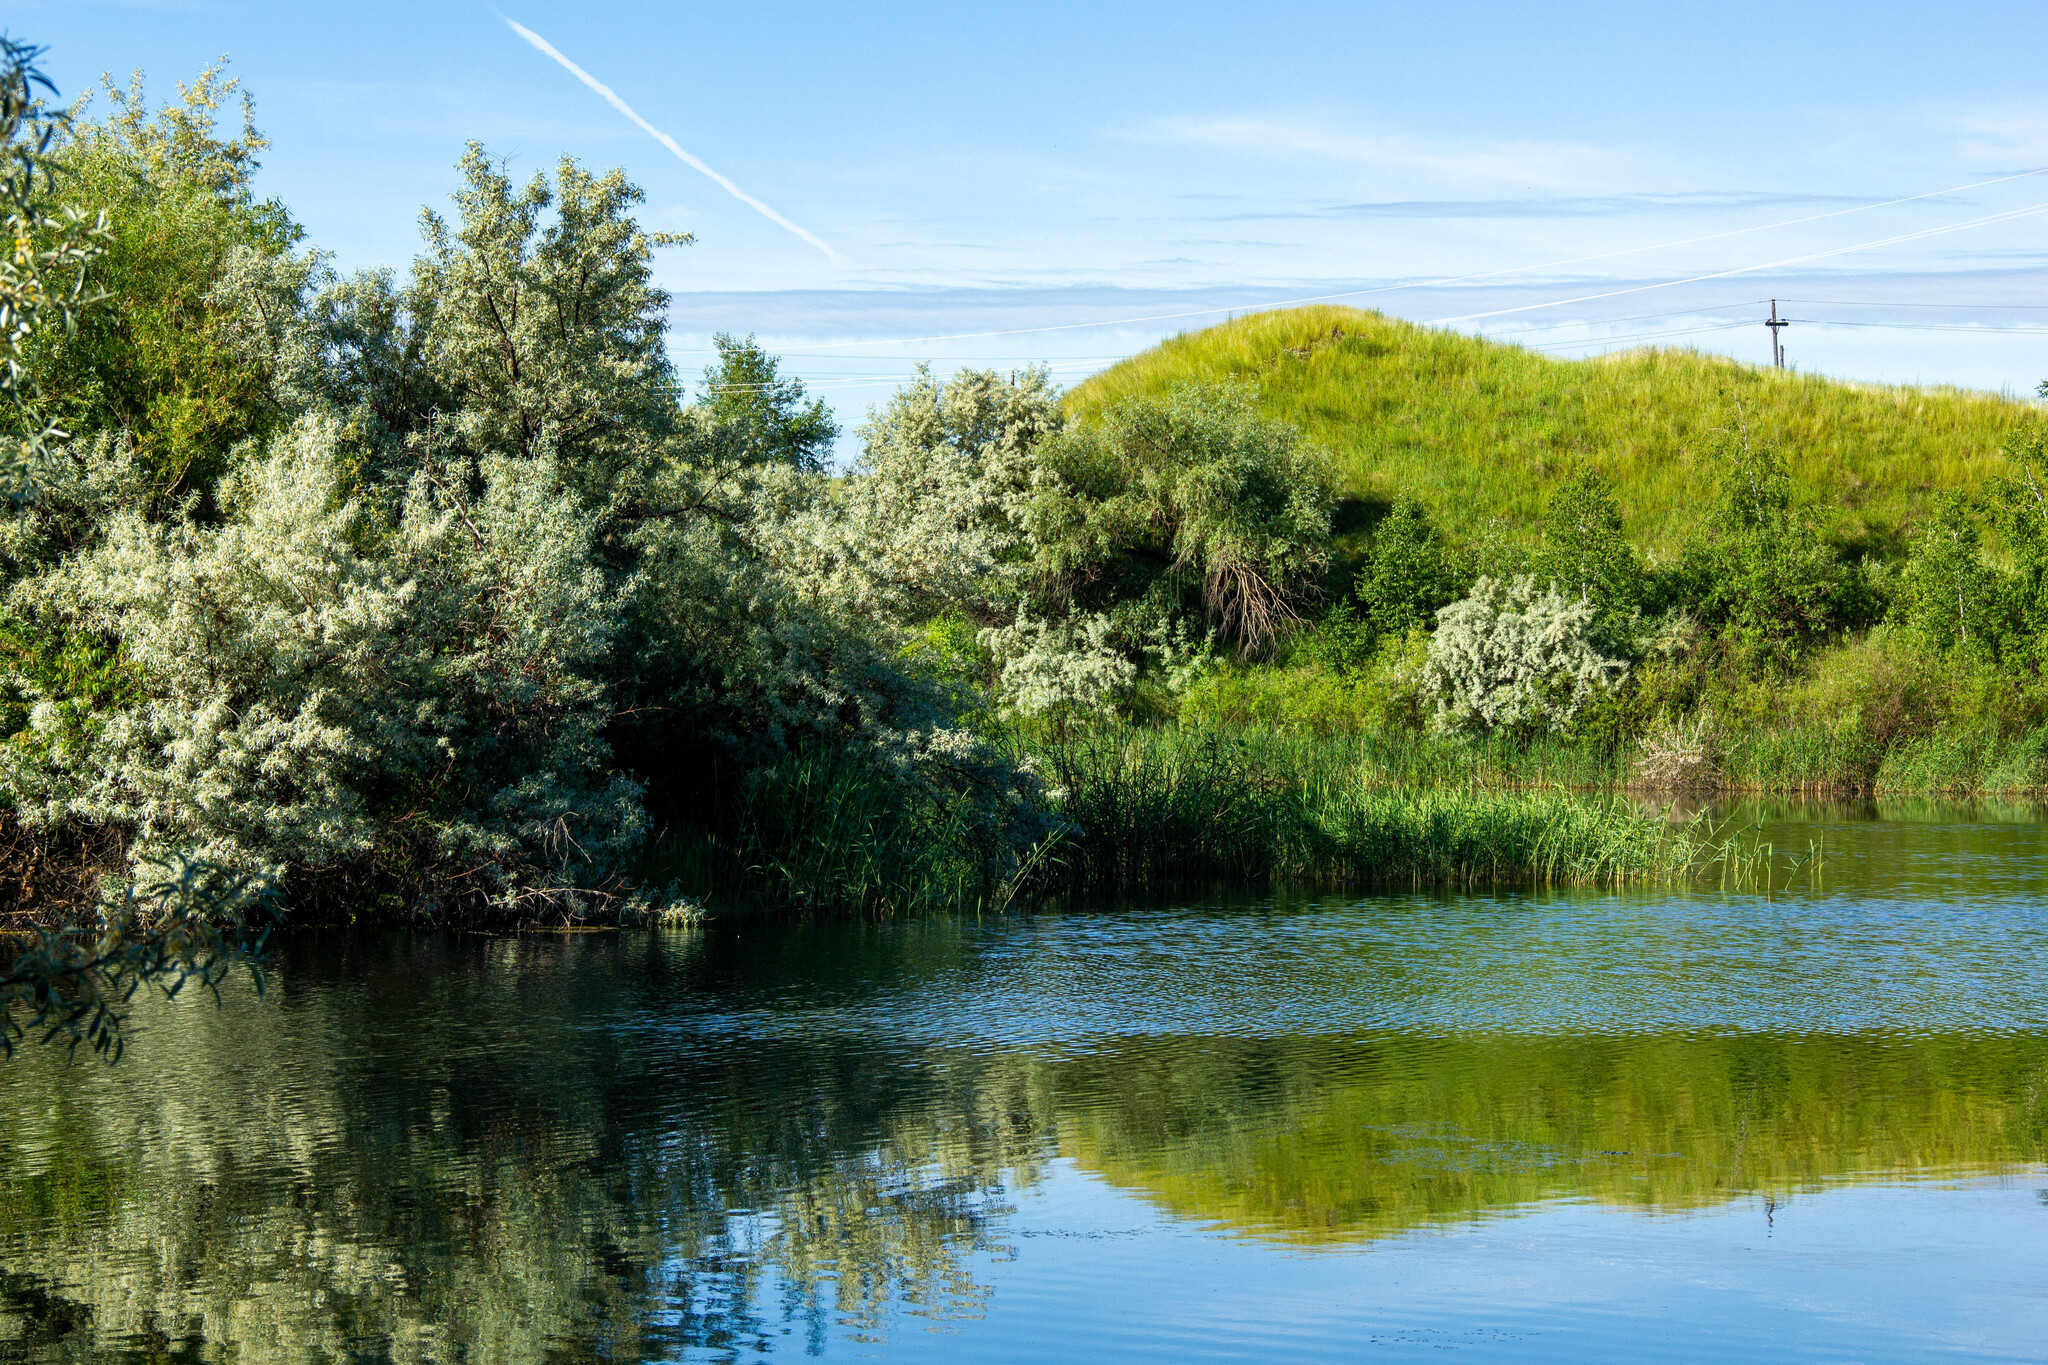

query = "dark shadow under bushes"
[
  {"left": 0, "top": 814, "right": 127, "bottom": 924},
  {"left": 637, "top": 741, "right": 1040, "bottom": 915}
]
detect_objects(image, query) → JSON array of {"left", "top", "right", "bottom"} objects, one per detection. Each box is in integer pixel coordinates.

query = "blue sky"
[{"left": 17, "top": 0, "right": 2048, "bottom": 440}]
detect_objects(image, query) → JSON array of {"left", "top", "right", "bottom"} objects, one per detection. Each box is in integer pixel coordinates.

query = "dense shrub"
[
  {"left": 1422, "top": 575, "right": 1627, "bottom": 735},
  {"left": 1, "top": 103, "right": 1046, "bottom": 917},
  {"left": 840, "top": 364, "right": 1062, "bottom": 626},
  {"left": 1026, "top": 382, "right": 1336, "bottom": 651},
  {"left": 1678, "top": 437, "right": 1854, "bottom": 658},
  {"left": 1181, "top": 629, "right": 1429, "bottom": 735},
  {"left": 1351, "top": 497, "right": 1465, "bottom": 642}
]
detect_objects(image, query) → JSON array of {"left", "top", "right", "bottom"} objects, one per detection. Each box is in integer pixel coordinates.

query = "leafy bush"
[
  {"left": 1177, "top": 664, "right": 1367, "bottom": 734},
  {"left": 1422, "top": 575, "right": 1627, "bottom": 735},
  {"left": 979, "top": 608, "right": 1135, "bottom": 727},
  {"left": 3, "top": 423, "right": 643, "bottom": 907},
  {"left": 1352, "top": 497, "right": 1465, "bottom": 641},
  {"left": 1993, "top": 422, "right": 2048, "bottom": 649},
  {"left": 840, "top": 363, "right": 1062, "bottom": 625},
  {"left": 0, "top": 40, "right": 110, "bottom": 500},
  {"left": 1893, "top": 491, "right": 2013, "bottom": 657},
  {"left": 1679, "top": 435, "right": 1853, "bottom": 658},
  {"left": 1027, "top": 382, "right": 1335, "bottom": 651}
]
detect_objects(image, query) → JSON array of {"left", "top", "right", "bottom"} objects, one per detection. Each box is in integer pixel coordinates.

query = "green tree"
[
  {"left": 698, "top": 332, "right": 837, "bottom": 472},
  {"left": 1533, "top": 467, "right": 1643, "bottom": 615},
  {"left": 1353, "top": 497, "right": 1465, "bottom": 641},
  {"left": 1680, "top": 433, "right": 1849, "bottom": 661},
  {"left": 413, "top": 143, "right": 691, "bottom": 489},
  {"left": 1992, "top": 421, "right": 2048, "bottom": 657},
  {"left": 27, "top": 65, "right": 294, "bottom": 504},
  {"left": 0, "top": 38, "right": 108, "bottom": 501},
  {"left": 1894, "top": 492, "right": 2011, "bottom": 656}
]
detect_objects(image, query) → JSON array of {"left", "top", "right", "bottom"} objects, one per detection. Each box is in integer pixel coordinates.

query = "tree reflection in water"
[{"left": 0, "top": 917, "right": 2043, "bottom": 1360}]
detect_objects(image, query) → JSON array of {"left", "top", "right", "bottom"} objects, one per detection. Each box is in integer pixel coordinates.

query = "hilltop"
[{"left": 1066, "top": 306, "right": 2037, "bottom": 557}]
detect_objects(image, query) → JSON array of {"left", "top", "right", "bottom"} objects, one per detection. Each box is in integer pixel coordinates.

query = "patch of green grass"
[{"left": 1067, "top": 306, "right": 2034, "bottom": 556}]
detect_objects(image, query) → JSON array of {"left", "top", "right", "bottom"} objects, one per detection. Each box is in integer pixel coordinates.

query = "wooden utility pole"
[{"left": 1766, "top": 299, "right": 1790, "bottom": 369}]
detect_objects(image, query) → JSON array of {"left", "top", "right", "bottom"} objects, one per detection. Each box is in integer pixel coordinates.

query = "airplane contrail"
[{"left": 500, "top": 16, "right": 846, "bottom": 266}]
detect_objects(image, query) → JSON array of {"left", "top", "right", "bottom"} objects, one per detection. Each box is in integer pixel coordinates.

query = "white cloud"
[
  {"left": 1946, "top": 102, "right": 2048, "bottom": 167},
  {"left": 1130, "top": 115, "right": 1643, "bottom": 193}
]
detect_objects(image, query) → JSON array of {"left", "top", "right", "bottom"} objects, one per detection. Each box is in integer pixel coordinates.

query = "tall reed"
[
  {"left": 1037, "top": 727, "right": 1704, "bottom": 893},
  {"left": 639, "top": 744, "right": 1026, "bottom": 915}
]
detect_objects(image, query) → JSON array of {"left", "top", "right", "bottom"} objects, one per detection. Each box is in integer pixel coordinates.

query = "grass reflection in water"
[{"left": 0, "top": 841, "right": 2043, "bottom": 1360}]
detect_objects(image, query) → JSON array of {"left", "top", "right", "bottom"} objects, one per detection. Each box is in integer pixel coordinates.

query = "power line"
[
  {"left": 694, "top": 358, "right": 1110, "bottom": 394},
  {"left": 1777, "top": 298, "right": 2048, "bottom": 310},
  {"left": 1784, "top": 317, "right": 2048, "bottom": 335},
  {"left": 1476, "top": 298, "right": 1767, "bottom": 338},
  {"left": 1532, "top": 318, "right": 1758, "bottom": 352},
  {"left": 1425, "top": 198, "right": 2048, "bottom": 326},
  {"left": 674, "top": 349, "right": 1138, "bottom": 359},
  {"left": 763, "top": 167, "right": 2048, "bottom": 353},
  {"left": 691, "top": 197, "right": 2048, "bottom": 394}
]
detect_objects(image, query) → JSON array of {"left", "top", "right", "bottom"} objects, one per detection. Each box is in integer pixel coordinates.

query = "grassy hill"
[{"left": 1066, "top": 306, "right": 2038, "bottom": 558}]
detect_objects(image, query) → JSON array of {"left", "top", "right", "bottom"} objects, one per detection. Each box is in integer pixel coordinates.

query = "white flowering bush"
[
  {"left": 2, "top": 416, "right": 642, "bottom": 907},
  {"left": 831, "top": 364, "right": 1062, "bottom": 622},
  {"left": 980, "top": 608, "right": 1136, "bottom": 723},
  {"left": 1422, "top": 575, "right": 1627, "bottom": 735}
]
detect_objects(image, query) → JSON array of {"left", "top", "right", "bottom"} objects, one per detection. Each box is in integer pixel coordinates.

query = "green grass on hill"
[{"left": 1066, "top": 306, "right": 2037, "bottom": 557}]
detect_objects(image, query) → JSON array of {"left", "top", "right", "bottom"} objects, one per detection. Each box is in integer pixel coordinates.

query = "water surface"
[{"left": 2, "top": 803, "right": 2045, "bottom": 1361}]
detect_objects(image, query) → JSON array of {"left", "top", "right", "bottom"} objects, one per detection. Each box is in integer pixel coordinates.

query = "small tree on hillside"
[
  {"left": 1680, "top": 432, "right": 1849, "bottom": 661},
  {"left": 1895, "top": 492, "right": 2013, "bottom": 657},
  {"left": 1354, "top": 497, "right": 1465, "bottom": 641},
  {"left": 1993, "top": 420, "right": 2048, "bottom": 658},
  {"left": 699, "top": 332, "right": 837, "bottom": 473},
  {"left": 1533, "top": 467, "right": 1643, "bottom": 620}
]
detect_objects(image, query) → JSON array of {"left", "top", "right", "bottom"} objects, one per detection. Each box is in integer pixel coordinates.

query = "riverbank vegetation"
[
  {"left": 1041, "top": 728, "right": 1725, "bottom": 892},
  {"left": 1, "top": 41, "right": 2045, "bottom": 954}
]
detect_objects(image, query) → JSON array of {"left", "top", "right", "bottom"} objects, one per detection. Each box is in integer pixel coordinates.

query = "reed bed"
[
  {"left": 641, "top": 745, "right": 1019, "bottom": 915},
  {"left": 646, "top": 727, "right": 1850, "bottom": 913},
  {"left": 1038, "top": 727, "right": 1717, "bottom": 893}
]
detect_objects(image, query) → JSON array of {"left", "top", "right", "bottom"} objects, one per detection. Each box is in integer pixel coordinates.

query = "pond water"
[{"left": 3, "top": 803, "right": 2047, "bottom": 1362}]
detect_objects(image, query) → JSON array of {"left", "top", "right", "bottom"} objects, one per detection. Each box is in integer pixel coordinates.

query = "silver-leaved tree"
[{"left": 2, "top": 99, "right": 1048, "bottom": 928}]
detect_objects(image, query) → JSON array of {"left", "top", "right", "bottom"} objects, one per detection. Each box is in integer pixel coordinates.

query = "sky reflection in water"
[{"left": 1, "top": 801, "right": 2045, "bottom": 1361}]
